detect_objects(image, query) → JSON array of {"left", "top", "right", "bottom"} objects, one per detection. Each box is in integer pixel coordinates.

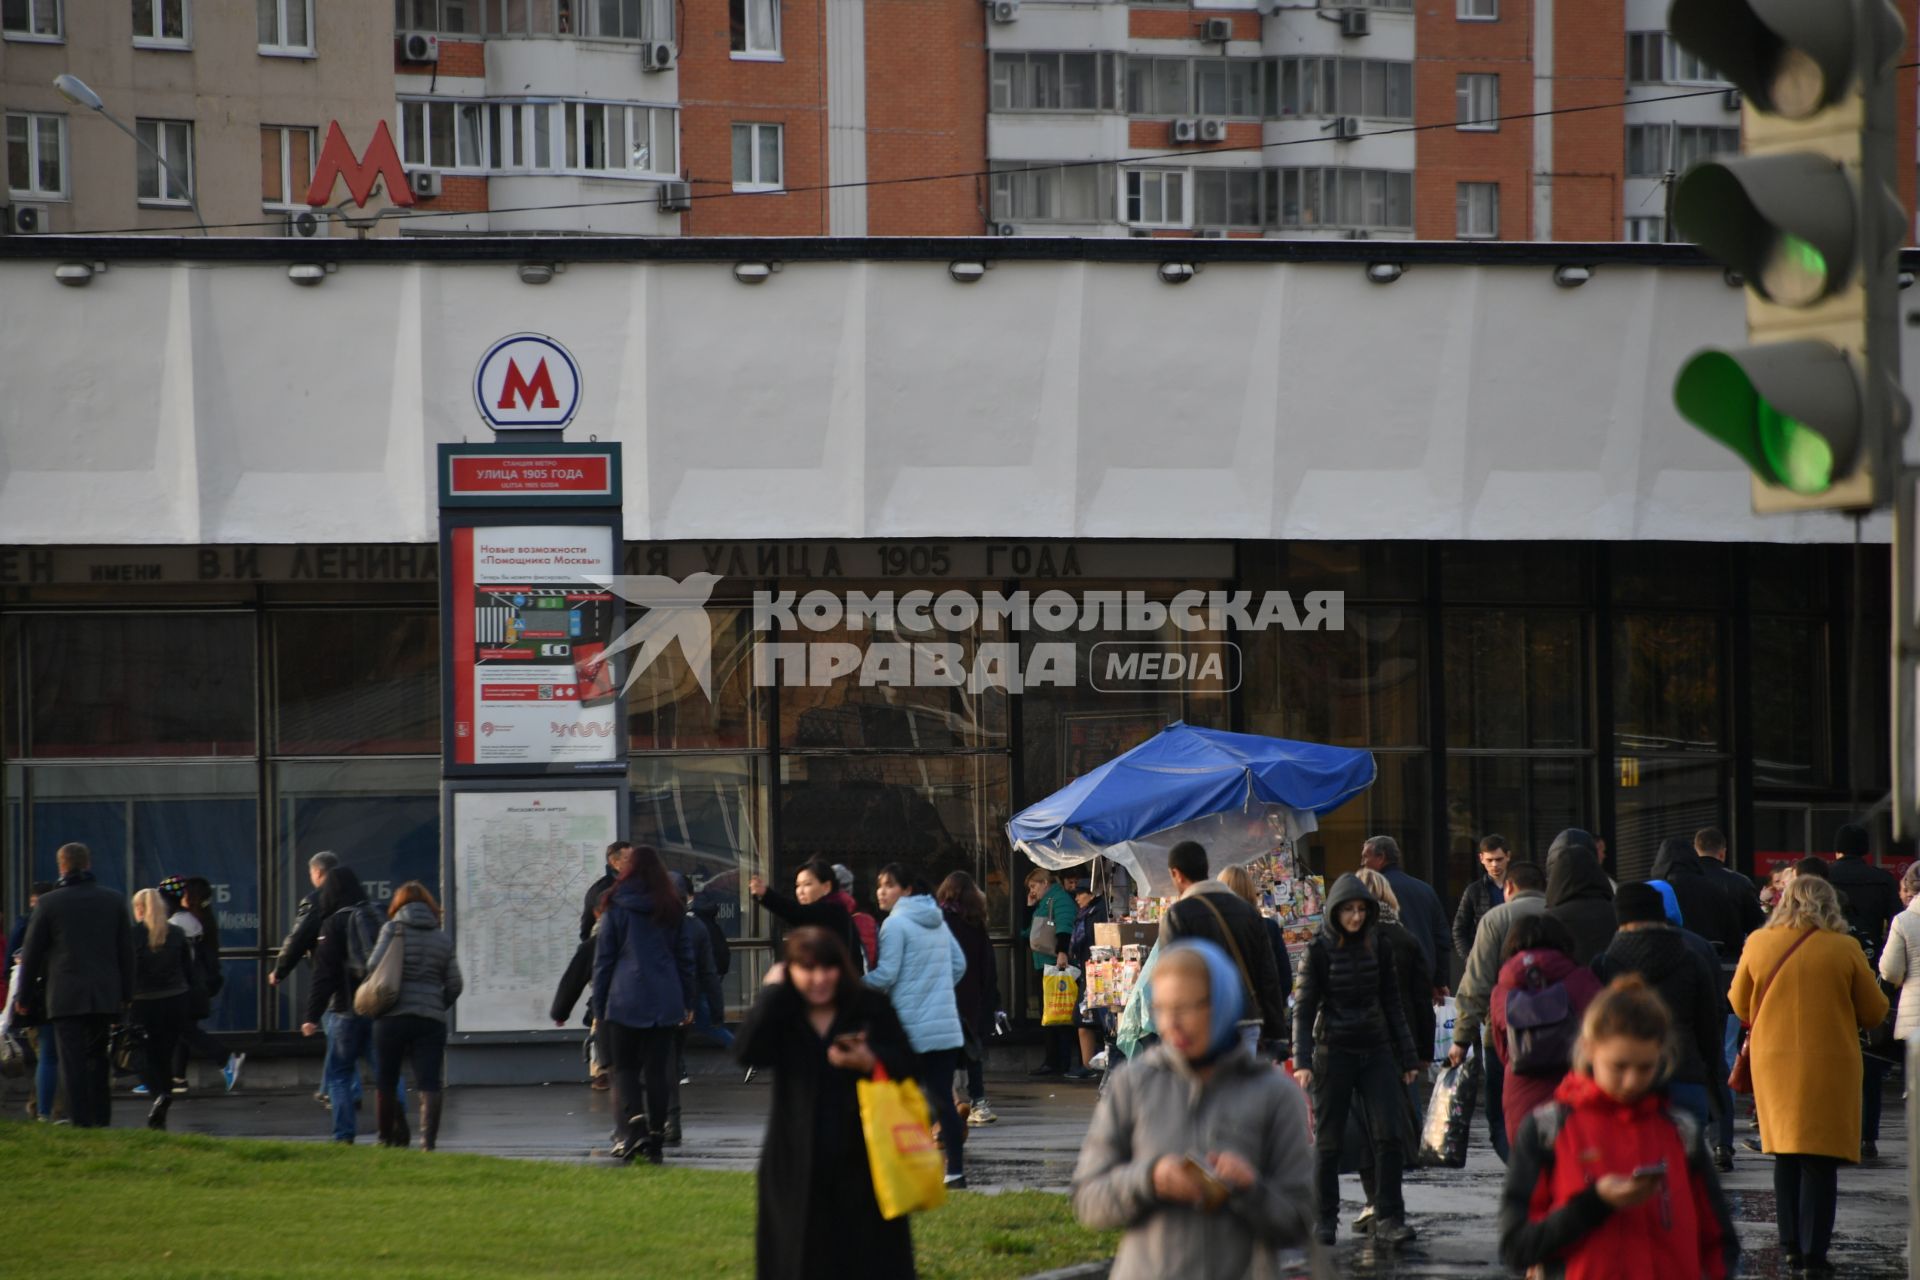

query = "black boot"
[
  {"left": 418, "top": 1091, "right": 442, "bottom": 1152},
  {"left": 375, "top": 1090, "right": 409, "bottom": 1148},
  {"left": 663, "top": 1117, "right": 682, "bottom": 1146},
  {"left": 644, "top": 1129, "right": 665, "bottom": 1165},
  {"left": 146, "top": 1095, "right": 172, "bottom": 1131}
]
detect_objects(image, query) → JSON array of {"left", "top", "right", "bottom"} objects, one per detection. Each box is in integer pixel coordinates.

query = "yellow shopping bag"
[
  {"left": 857, "top": 1063, "right": 947, "bottom": 1220},
  {"left": 1041, "top": 966, "right": 1080, "bottom": 1027}
]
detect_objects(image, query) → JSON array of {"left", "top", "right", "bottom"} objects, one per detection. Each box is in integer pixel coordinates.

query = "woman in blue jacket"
[
  {"left": 866, "top": 862, "right": 970, "bottom": 1188},
  {"left": 592, "top": 845, "right": 696, "bottom": 1165}
]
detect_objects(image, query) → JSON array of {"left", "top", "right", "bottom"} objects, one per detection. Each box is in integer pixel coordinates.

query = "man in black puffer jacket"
[
  {"left": 1650, "top": 837, "right": 1740, "bottom": 960},
  {"left": 1591, "top": 883, "right": 1725, "bottom": 1132},
  {"left": 1544, "top": 830, "right": 1615, "bottom": 965}
]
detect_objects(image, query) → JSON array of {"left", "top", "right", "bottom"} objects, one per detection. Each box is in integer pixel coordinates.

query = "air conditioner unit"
[
  {"left": 1170, "top": 118, "right": 1199, "bottom": 143},
  {"left": 1203, "top": 16, "right": 1234, "bottom": 41},
  {"left": 1343, "top": 228, "right": 1371, "bottom": 240},
  {"left": 1723, "top": 88, "right": 1742, "bottom": 111},
  {"left": 1334, "top": 116, "right": 1361, "bottom": 140},
  {"left": 284, "top": 209, "right": 329, "bottom": 239},
  {"left": 1198, "top": 117, "right": 1228, "bottom": 142},
  {"left": 990, "top": 221, "right": 1019, "bottom": 236},
  {"left": 1196, "top": 227, "right": 1229, "bottom": 239},
  {"left": 640, "top": 41, "right": 675, "bottom": 70},
  {"left": 2, "top": 203, "right": 49, "bottom": 234},
  {"left": 988, "top": 0, "right": 1019, "bottom": 23},
  {"left": 409, "top": 170, "right": 444, "bottom": 198},
  {"left": 399, "top": 31, "right": 440, "bottom": 63},
  {"left": 1340, "top": 9, "right": 1370, "bottom": 36},
  {"left": 658, "top": 180, "right": 692, "bottom": 212}
]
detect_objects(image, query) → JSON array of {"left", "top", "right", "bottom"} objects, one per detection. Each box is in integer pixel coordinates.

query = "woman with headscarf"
[{"left": 1073, "top": 938, "right": 1315, "bottom": 1278}]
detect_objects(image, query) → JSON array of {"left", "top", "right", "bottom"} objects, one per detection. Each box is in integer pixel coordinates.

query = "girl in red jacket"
[{"left": 1498, "top": 976, "right": 1738, "bottom": 1280}]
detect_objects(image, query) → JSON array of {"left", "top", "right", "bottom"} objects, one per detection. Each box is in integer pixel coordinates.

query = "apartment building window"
[
  {"left": 730, "top": 0, "right": 778, "bottom": 56},
  {"left": 135, "top": 119, "right": 194, "bottom": 205},
  {"left": 1456, "top": 73, "right": 1497, "bottom": 130},
  {"left": 1625, "top": 216, "right": 1665, "bottom": 243},
  {"left": 5, "top": 111, "right": 66, "bottom": 199},
  {"left": 1457, "top": 0, "right": 1496, "bottom": 17},
  {"left": 396, "top": 0, "right": 478, "bottom": 32},
  {"left": 993, "top": 53, "right": 1121, "bottom": 112},
  {"left": 261, "top": 125, "right": 316, "bottom": 209},
  {"left": 133, "top": 0, "right": 189, "bottom": 46},
  {"left": 1274, "top": 167, "right": 1412, "bottom": 232},
  {"left": 258, "top": 0, "right": 313, "bottom": 53},
  {"left": 1123, "top": 169, "right": 1187, "bottom": 228},
  {"left": 2, "top": 0, "right": 60, "bottom": 38},
  {"left": 1625, "top": 123, "right": 1738, "bottom": 177},
  {"left": 1124, "top": 57, "right": 1263, "bottom": 118},
  {"left": 399, "top": 98, "right": 676, "bottom": 176},
  {"left": 585, "top": 0, "right": 664, "bottom": 39},
  {"left": 1273, "top": 59, "right": 1414, "bottom": 121},
  {"left": 732, "top": 122, "right": 782, "bottom": 191},
  {"left": 989, "top": 162, "right": 1109, "bottom": 223},
  {"left": 1627, "top": 32, "right": 1721, "bottom": 85},
  {"left": 1193, "top": 168, "right": 1262, "bottom": 228},
  {"left": 1456, "top": 181, "right": 1498, "bottom": 238}
]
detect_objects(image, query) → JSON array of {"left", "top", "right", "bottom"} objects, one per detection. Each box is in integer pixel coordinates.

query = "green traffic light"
[
  {"left": 1673, "top": 350, "right": 1841, "bottom": 495},
  {"left": 1755, "top": 398, "right": 1836, "bottom": 493}
]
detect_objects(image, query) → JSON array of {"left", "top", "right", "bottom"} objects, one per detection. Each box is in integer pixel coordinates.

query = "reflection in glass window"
[
  {"left": 1611, "top": 756, "right": 1725, "bottom": 882},
  {"left": 1444, "top": 755, "right": 1588, "bottom": 887},
  {"left": 1750, "top": 615, "right": 1829, "bottom": 789},
  {"left": 777, "top": 613, "right": 1009, "bottom": 751},
  {"left": 631, "top": 755, "right": 766, "bottom": 939},
  {"left": 1299, "top": 751, "right": 1430, "bottom": 885},
  {"left": 1444, "top": 611, "right": 1586, "bottom": 750},
  {"left": 1244, "top": 607, "right": 1426, "bottom": 748},
  {"left": 1612, "top": 613, "right": 1722, "bottom": 753},
  {"left": 23, "top": 614, "right": 255, "bottom": 758},
  {"left": 273, "top": 610, "right": 438, "bottom": 755}
]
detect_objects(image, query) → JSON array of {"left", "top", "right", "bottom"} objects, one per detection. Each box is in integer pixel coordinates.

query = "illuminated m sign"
[{"left": 305, "top": 121, "right": 415, "bottom": 209}]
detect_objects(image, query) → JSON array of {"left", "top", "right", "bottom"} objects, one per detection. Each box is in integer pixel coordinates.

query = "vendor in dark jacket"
[
  {"left": 1591, "top": 884, "right": 1726, "bottom": 1133},
  {"left": 1293, "top": 874, "right": 1421, "bottom": 1247},
  {"left": 1545, "top": 831, "right": 1617, "bottom": 965},
  {"left": 750, "top": 858, "right": 865, "bottom": 974},
  {"left": 1650, "top": 838, "right": 1741, "bottom": 960},
  {"left": 1159, "top": 841, "right": 1292, "bottom": 1059},
  {"left": 737, "top": 926, "right": 919, "bottom": 1280},
  {"left": 130, "top": 887, "right": 205, "bottom": 1130},
  {"left": 1452, "top": 835, "right": 1510, "bottom": 964}
]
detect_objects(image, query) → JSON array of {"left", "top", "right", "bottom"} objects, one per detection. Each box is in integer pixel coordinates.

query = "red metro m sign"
[
  {"left": 475, "top": 334, "right": 583, "bottom": 432},
  {"left": 305, "top": 121, "right": 414, "bottom": 209}
]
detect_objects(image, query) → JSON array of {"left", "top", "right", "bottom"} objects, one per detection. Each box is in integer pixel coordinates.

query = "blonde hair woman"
[
  {"left": 129, "top": 887, "right": 205, "bottom": 1129},
  {"left": 1731, "top": 875, "right": 1888, "bottom": 1274}
]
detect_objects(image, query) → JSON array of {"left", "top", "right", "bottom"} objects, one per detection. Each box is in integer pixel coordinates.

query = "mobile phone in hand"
[
  {"left": 1183, "top": 1155, "right": 1231, "bottom": 1212},
  {"left": 1628, "top": 1161, "right": 1668, "bottom": 1181}
]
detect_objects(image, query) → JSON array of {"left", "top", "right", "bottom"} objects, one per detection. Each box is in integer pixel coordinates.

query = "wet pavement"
[{"left": 17, "top": 1060, "right": 1915, "bottom": 1278}]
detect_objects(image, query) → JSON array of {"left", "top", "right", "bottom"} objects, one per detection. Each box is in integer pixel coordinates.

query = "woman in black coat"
[
  {"left": 936, "top": 871, "right": 1001, "bottom": 1122},
  {"left": 749, "top": 857, "right": 864, "bottom": 974},
  {"left": 737, "top": 926, "right": 918, "bottom": 1280}
]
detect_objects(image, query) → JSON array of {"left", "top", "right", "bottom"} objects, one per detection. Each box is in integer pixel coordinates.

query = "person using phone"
[
  {"left": 1499, "top": 976, "right": 1738, "bottom": 1280},
  {"left": 1072, "top": 939, "right": 1314, "bottom": 1280}
]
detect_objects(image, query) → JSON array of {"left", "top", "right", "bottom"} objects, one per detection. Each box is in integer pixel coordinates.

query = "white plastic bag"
[{"left": 1432, "top": 995, "right": 1458, "bottom": 1064}]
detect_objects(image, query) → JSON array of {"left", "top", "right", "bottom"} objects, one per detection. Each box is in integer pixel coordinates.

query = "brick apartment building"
[{"left": 2, "top": 0, "right": 1915, "bottom": 240}]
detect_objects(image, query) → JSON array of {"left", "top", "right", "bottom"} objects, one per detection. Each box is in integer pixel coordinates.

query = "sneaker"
[
  {"left": 1351, "top": 1204, "right": 1376, "bottom": 1235},
  {"left": 943, "top": 1173, "right": 968, "bottom": 1190},
  {"left": 1088, "top": 1049, "right": 1110, "bottom": 1071},
  {"left": 1741, "top": 1138, "right": 1764, "bottom": 1155},
  {"left": 1714, "top": 1145, "right": 1734, "bottom": 1173},
  {"left": 132, "top": 1084, "right": 151, "bottom": 1096},
  {"left": 1372, "top": 1218, "right": 1418, "bottom": 1246},
  {"left": 743, "top": 1067, "right": 758, "bottom": 1084},
  {"left": 967, "top": 1102, "right": 998, "bottom": 1127},
  {"left": 222, "top": 1053, "right": 245, "bottom": 1093},
  {"left": 679, "top": 1073, "right": 691, "bottom": 1086},
  {"left": 170, "top": 1078, "right": 189, "bottom": 1095}
]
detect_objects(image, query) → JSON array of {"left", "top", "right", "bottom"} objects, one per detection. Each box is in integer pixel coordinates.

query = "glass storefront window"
[
  {"left": 1612, "top": 543, "right": 1731, "bottom": 608},
  {"left": 1244, "top": 607, "right": 1425, "bottom": 748},
  {"left": 1613, "top": 613, "right": 1723, "bottom": 753},
  {"left": 1751, "top": 615, "right": 1830, "bottom": 789},
  {"left": 629, "top": 606, "right": 766, "bottom": 751},
  {"left": 1297, "top": 751, "right": 1429, "bottom": 887},
  {"left": 1444, "top": 611, "right": 1587, "bottom": 750},
  {"left": 777, "top": 754, "right": 1012, "bottom": 932},
  {"left": 1241, "top": 541, "right": 1425, "bottom": 601},
  {"left": 1611, "top": 756, "right": 1726, "bottom": 882},
  {"left": 273, "top": 609, "right": 439, "bottom": 754},
  {"left": 630, "top": 754, "right": 767, "bottom": 942},
  {"left": 1440, "top": 543, "right": 1589, "bottom": 605},
  {"left": 21, "top": 613, "right": 256, "bottom": 757},
  {"left": 1748, "top": 545, "right": 1827, "bottom": 613},
  {"left": 1444, "top": 754, "right": 1589, "bottom": 889}
]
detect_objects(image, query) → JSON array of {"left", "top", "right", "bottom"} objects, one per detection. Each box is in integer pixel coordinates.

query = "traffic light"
[{"left": 1667, "top": 0, "right": 1909, "bottom": 513}]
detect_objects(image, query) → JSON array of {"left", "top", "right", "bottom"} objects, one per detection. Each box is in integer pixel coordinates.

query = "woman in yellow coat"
[{"left": 1730, "top": 875, "right": 1888, "bottom": 1275}]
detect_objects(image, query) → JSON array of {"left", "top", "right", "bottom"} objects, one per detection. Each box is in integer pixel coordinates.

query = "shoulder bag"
[
  {"left": 1190, "top": 894, "right": 1260, "bottom": 1010},
  {"left": 1028, "top": 907, "right": 1059, "bottom": 958},
  {"left": 353, "top": 923, "right": 406, "bottom": 1018},
  {"left": 1728, "top": 927, "right": 1816, "bottom": 1094}
]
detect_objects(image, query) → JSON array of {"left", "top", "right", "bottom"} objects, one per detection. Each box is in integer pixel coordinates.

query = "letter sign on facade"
[
  {"left": 474, "top": 334, "right": 583, "bottom": 431},
  {"left": 305, "top": 121, "right": 415, "bottom": 209}
]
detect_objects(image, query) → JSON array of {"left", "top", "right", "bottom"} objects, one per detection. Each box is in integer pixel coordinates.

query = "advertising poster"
[
  {"left": 448, "top": 524, "right": 621, "bottom": 769},
  {"left": 451, "top": 788, "right": 619, "bottom": 1033}
]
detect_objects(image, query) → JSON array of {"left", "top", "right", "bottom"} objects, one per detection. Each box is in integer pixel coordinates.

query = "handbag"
[
  {"left": 857, "top": 1062, "right": 947, "bottom": 1219},
  {"left": 1028, "top": 908, "right": 1059, "bottom": 958},
  {"left": 1729, "top": 927, "right": 1816, "bottom": 1094},
  {"left": 108, "top": 1021, "right": 149, "bottom": 1077},
  {"left": 353, "top": 923, "right": 405, "bottom": 1018}
]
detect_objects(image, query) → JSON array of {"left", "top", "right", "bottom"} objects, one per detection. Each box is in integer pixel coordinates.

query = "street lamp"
[{"left": 53, "top": 73, "right": 207, "bottom": 235}]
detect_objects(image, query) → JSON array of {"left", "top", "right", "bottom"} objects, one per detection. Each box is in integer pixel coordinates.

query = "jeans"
[
  {"left": 1667, "top": 1081, "right": 1711, "bottom": 1132},
  {"left": 692, "top": 987, "right": 733, "bottom": 1050},
  {"left": 963, "top": 1048, "right": 986, "bottom": 1104},
  {"left": 606, "top": 1020, "right": 672, "bottom": 1143},
  {"left": 324, "top": 1013, "right": 376, "bottom": 1141},
  {"left": 130, "top": 993, "right": 189, "bottom": 1100},
  {"left": 1482, "top": 1027, "right": 1509, "bottom": 1164},
  {"left": 373, "top": 1014, "right": 446, "bottom": 1093},
  {"left": 33, "top": 1025, "right": 59, "bottom": 1118},
  {"left": 1312, "top": 1048, "right": 1406, "bottom": 1224},
  {"left": 919, "top": 1047, "right": 966, "bottom": 1177},
  {"left": 50, "top": 1014, "right": 114, "bottom": 1129},
  {"left": 1774, "top": 1153, "right": 1841, "bottom": 1261}
]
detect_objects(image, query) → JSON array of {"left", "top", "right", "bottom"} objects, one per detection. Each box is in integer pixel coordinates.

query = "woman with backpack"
[
  {"left": 1488, "top": 913, "right": 1604, "bottom": 1151},
  {"left": 367, "top": 881, "right": 464, "bottom": 1151},
  {"left": 1292, "top": 873, "right": 1421, "bottom": 1247},
  {"left": 157, "top": 875, "right": 244, "bottom": 1094},
  {"left": 129, "top": 887, "right": 205, "bottom": 1130},
  {"left": 300, "top": 867, "right": 389, "bottom": 1143},
  {"left": 592, "top": 846, "right": 695, "bottom": 1165}
]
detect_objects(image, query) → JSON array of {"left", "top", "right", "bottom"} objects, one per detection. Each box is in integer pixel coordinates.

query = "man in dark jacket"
[
  {"left": 1452, "top": 835, "right": 1510, "bottom": 963},
  {"left": 1650, "top": 837, "right": 1741, "bottom": 960},
  {"left": 269, "top": 850, "right": 341, "bottom": 987},
  {"left": 1592, "top": 884, "right": 1725, "bottom": 1131},
  {"left": 1692, "top": 827, "right": 1764, "bottom": 944},
  {"left": 297, "top": 867, "right": 391, "bottom": 1143},
  {"left": 1362, "top": 836, "right": 1449, "bottom": 992},
  {"left": 1828, "top": 822, "right": 1900, "bottom": 959},
  {"left": 13, "top": 843, "right": 136, "bottom": 1129},
  {"left": 1544, "top": 830, "right": 1615, "bottom": 965},
  {"left": 582, "top": 841, "right": 634, "bottom": 942},
  {"left": 1160, "top": 841, "right": 1292, "bottom": 1059}
]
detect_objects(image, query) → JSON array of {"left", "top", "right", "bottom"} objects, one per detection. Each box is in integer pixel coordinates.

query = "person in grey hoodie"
[
  {"left": 367, "top": 880, "right": 463, "bottom": 1151},
  {"left": 866, "top": 862, "right": 970, "bottom": 1188},
  {"left": 1073, "top": 938, "right": 1315, "bottom": 1279}
]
